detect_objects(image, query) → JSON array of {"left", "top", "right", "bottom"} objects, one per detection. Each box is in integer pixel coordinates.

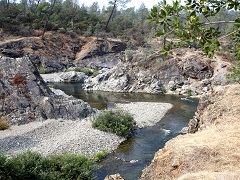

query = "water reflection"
[{"left": 50, "top": 82, "right": 198, "bottom": 180}]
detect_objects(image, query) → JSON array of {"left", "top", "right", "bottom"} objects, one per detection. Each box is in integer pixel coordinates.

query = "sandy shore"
[{"left": 0, "top": 102, "right": 172, "bottom": 156}]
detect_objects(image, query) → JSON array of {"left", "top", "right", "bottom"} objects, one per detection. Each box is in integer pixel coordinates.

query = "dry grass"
[
  {"left": 141, "top": 85, "right": 240, "bottom": 180},
  {"left": 0, "top": 117, "right": 9, "bottom": 130}
]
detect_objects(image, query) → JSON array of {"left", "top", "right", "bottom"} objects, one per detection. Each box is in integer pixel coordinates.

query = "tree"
[
  {"left": 149, "top": 0, "right": 240, "bottom": 82},
  {"left": 105, "top": 0, "right": 131, "bottom": 31},
  {"left": 41, "top": 0, "right": 57, "bottom": 39}
]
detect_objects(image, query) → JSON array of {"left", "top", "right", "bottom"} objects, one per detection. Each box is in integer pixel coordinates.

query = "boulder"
[
  {"left": 104, "top": 173, "right": 125, "bottom": 180},
  {"left": 178, "top": 55, "right": 213, "bottom": 80},
  {"left": 2, "top": 49, "right": 20, "bottom": 58},
  {"left": 0, "top": 56, "right": 96, "bottom": 125}
]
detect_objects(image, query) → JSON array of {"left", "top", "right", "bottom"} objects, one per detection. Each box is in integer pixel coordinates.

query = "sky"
[{"left": 79, "top": 0, "right": 169, "bottom": 9}]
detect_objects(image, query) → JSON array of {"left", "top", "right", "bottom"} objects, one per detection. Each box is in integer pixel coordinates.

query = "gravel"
[
  {"left": 0, "top": 102, "right": 173, "bottom": 156},
  {"left": 116, "top": 102, "right": 173, "bottom": 128}
]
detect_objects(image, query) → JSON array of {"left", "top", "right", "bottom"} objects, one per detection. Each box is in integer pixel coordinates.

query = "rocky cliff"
[
  {"left": 84, "top": 48, "right": 230, "bottom": 95},
  {"left": 140, "top": 84, "right": 240, "bottom": 179},
  {"left": 0, "top": 33, "right": 231, "bottom": 95},
  {"left": 0, "top": 56, "right": 96, "bottom": 125},
  {"left": 0, "top": 33, "right": 126, "bottom": 72}
]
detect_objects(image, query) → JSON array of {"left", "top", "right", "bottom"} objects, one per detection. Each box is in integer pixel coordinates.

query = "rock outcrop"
[
  {"left": 84, "top": 48, "right": 230, "bottom": 95},
  {"left": 41, "top": 71, "right": 88, "bottom": 83},
  {"left": 0, "top": 34, "right": 127, "bottom": 72},
  {"left": 0, "top": 56, "right": 96, "bottom": 125},
  {"left": 140, "top": 84, "right": 240, "bottom": 179}
]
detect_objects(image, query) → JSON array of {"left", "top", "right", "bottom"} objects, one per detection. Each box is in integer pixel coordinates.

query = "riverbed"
[{"left": 51, "top": 82, "right": 198, "bottom": 180}]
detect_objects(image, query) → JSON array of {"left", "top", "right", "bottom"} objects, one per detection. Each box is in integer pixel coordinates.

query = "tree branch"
[
  {"left": 203, "top": 20, "right": 235, "bottom": 25},
  {"left": 219, "top": 28, "right": 240, "bottom": 40}
]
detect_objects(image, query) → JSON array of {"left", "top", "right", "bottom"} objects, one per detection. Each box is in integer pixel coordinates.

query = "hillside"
[{"left": 140, "top": 84, "right": 240, "bottom": 179}]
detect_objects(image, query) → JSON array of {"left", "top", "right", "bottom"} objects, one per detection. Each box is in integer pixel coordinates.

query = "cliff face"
[
  {"left": 0, "top": 56, "right": 96, "bottom": 125},
  {"left": 140, "top": 84, "right": 240, "bottom": 179},
  {"left": 0, "top": 34, "right": 127, "bottom": 72}
]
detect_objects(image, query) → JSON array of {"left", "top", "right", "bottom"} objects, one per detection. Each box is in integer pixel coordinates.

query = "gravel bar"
[{"left": 0, "top": 102, "right": 173, "bottom": 156}]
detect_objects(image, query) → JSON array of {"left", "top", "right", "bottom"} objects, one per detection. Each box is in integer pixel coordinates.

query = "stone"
[
  {"left": 2, "top": 49, "right": 20, "bottom": 58},
  {"left": 0, "top": 56, "right": 96, "bottom": 125},
  {"left": 59, "top": 71, "right": 87, "bottom": 82},
  {"left": 179, "top": 127, "right": 189, "bottom": 134},
  {"left": 104, "top": 173, "right": 125, "bottom": 180},
  {"left": 178, "top": 55, "right": 213, "bottom": 80}
]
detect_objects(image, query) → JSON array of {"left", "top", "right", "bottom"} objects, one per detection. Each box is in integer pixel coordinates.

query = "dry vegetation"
[
  {"left": 141, "top": 84, "right": 240, "bottom": 180},
  {"left": 0, "top": 117, "right": 9, "bottom": 130}
]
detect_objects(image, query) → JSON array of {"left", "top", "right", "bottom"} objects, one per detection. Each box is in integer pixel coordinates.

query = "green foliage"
[
  {"left": 0, "top": 151, "right": 95, "bottom": 180},
  {"left": 38, "top": 68, "right": 49, "bottom": 74},
  {"left": 187, "top": 89, "right": 192, "bottom": 97},
  {"left": 0, "top": 117, "right": 9, "bottom": 130},
  {"left": 69, "top": 67, "right": 99, "bottom": 77},
  {"left": 227, "top": 60, "right": 240, "bottom": 83},
  {"left": 149, "top": 0, "right": 240, "bottom": 58},
  {"left": 92, "top": 109, "right": 136, "bottom": 138},
  {"left": 94, "top": 150, "right": 108, "bottom": 162},
  {"left": 149, "top": 0, "right": 240, "bottom": 83}
]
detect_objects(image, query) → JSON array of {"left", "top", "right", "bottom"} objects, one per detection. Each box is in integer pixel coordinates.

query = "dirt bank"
[{"left": 140, "top": 84, "right": 240, "bottom": 180}]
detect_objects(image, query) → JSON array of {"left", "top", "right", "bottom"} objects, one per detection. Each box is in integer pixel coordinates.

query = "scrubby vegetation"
[
  {"left": 93, "top": 150, "right": 108, "bottom": 162},
  {"left": 38, "top": 68, "right": 49, "bottom": 74},
  {"left": 0, "top": 151, "right": 95, "bottom": 180},
  {"left": 92, "top": 109, "right": 136, "bottom": 138}
]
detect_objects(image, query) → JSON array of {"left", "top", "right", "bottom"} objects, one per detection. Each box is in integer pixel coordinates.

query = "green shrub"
[
  {"left": 94, "top": 150, "right": 107, "bottom": 162},
  {"left": 187, "top": 89, "right": 192, "bottom": 97},
  {"left": 0, "top": 117, "right": 9, "bottom": 130},
  {"left": 1, "top": 151, "right": 95, "bottom": 180},
  {"left": 68, "top": 67, "right": 99, "bottom": 77},
  {"left": 38, "top": 68, "right": 49, "bottom": 74},
  {"left": 92, "top": 109, "right": 136, "bottom": 138}
]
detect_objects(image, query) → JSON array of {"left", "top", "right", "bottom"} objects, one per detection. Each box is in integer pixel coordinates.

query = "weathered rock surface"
[
  {"left": 0, "top": 56, "right": 96, "bottom": 125},
  {"left": 41, "top": 71, "right": 88, "bottom": 83},
  {"left": 104, "top": 173, "right": 125, "bottom": 180},
  {"left": 83, "top": 48, "right": 230, "bottom": 95},
  {"left": 0, "top": 34, "right": 127, "bottom": 72},
  {"left": 140, "top": 84, "right": 240, "bottom": 179}
]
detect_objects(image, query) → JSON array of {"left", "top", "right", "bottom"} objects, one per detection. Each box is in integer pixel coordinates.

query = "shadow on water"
[{"left": 51, "top": 82, "right": 198, "bottom": 180}]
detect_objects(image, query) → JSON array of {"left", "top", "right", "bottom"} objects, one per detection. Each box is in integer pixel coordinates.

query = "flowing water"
[{"left": 51, "top": 82, "right": 198, "bottom": 180}]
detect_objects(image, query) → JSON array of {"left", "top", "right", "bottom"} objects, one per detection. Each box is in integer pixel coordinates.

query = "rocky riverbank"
[
  {"left": 140, "top": 84, "right": 240, "bottom": 180},
  {"left": 0, "top": 101, "right": 172, "bottom": 156}
]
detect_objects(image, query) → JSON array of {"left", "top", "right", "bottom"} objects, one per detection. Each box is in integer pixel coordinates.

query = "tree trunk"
[
  {"left": 42, "top": 0, "right": 56, "bottom": 39},
  {"left": 105, "top": 0, "right": 117, "bottom": 31}
]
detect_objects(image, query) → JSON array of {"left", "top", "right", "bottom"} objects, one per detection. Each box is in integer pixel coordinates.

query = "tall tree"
[
  {"left": 41, "top": 0, "right": 57, "bottom": 39},
  {"left": 105, "top": 0, "right": 131, "bottom": 31}
]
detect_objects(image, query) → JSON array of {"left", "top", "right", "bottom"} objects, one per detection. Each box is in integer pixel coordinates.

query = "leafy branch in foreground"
[
  {"left": 149, "top": 0, "right": 240, "bottom": 82},
  {"left": 148, "top": 0, "right": 240, "bottom": 58}
]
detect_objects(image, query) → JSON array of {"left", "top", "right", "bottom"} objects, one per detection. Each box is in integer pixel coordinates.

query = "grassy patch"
[
  {"left": 92, "top": 109, "right": 136, "bottom": 138},
  {"left": 93, "top": 150, "right": 108, "bottom": 162}
]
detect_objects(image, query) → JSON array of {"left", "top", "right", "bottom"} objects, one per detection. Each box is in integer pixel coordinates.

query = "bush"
[
  {"left": 1, "top": 151, "right": 95, "bottom": 180},
  {"left": 69, "top": 67, "right": 99, "bottom": 77},
  {"left": 0, "top": 117, "right": 9, "bottom": 130},
  {"left": 92, "top": 109, "right": 136, "bottom": 138}
]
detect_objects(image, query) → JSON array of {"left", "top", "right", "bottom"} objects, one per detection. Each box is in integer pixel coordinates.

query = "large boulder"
[
  {"left": 0, "top": 56, "right": 96, "bottom": 125},
  {"left": 177, "top": 55, "right": 213, "bottom": 80}
]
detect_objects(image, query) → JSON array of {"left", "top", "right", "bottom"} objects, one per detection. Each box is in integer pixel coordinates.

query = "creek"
[{"left": 51, "top": 82, "right": 198, "bottom": 180}]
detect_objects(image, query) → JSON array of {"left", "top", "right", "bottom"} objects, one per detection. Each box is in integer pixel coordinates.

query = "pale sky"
[{"left": 79, "top": 0, "right": 170, "bottom": 9}]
